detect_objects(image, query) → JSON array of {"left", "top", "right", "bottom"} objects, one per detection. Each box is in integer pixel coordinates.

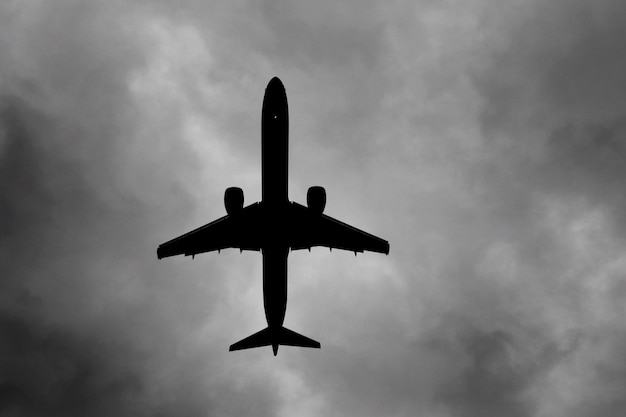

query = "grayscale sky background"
[{"left": 2, "top": 1, "right": 626, "bottom": 416}]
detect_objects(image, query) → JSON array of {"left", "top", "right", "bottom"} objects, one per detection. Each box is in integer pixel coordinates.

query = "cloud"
[
  {"left": 2, "top": 0, "right": 626, "bottom": 416},
  {"left": 463, "top": 1, "right": 626, "bottom": 415},
  {"left": 0, "top": 3, "right": 278, "bottom": 416},
  {"left": 0, "top": 312, "right": 143, "bottom": 416}
]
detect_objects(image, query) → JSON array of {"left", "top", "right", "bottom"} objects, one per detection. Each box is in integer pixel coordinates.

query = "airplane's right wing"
[
  {"left": 157, "top": 203, "right": 263, "bottom": 259},
  {"left": 287, "top": 202, "right": 389, "bottom": 254}
]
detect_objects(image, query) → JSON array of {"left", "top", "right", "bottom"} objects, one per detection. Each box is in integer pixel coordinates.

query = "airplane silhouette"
[{"left": 157, "top": 77, "right": 389, "bottom": 355}]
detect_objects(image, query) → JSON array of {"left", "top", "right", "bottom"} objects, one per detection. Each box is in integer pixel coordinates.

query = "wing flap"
[
  {"left": 287, "top": 202, "right": 389, "bottom": 254},
  {"left": 157, "top": 203, "right": 263, "bottom": 259}
]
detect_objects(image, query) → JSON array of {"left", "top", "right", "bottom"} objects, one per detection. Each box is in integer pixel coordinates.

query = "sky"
[{"left": 1, "top": 0, "right": 626, "bottom": 416}]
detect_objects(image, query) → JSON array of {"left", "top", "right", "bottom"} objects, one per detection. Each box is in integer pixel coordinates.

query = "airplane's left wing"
[
  {"left": 287, "top": 202, "right": 389, "bottom": 254},
  {"left": 157, "top": 203, "right": 263, "bottom": 259}
]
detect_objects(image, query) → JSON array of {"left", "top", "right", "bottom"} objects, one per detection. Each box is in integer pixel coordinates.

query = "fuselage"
[
  {"left": 261, "top": 77, "right": 290, "bottom": 333},
  {"left": 262, "top": 77, "right": 289, "bottom": 206}
]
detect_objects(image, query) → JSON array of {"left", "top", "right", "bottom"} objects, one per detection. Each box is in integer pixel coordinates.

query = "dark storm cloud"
[
  {"left": 475, "top": 0, "right": 626, "bottom": 215},
  {"left": 0, "top": 311, "right": 142, "bottom": 416},
  {"left": 0, "top": 86, "right": 224, "bottom": 417},
  {"left": 0, "top": 97, "right": 146, "bottom": 416},
  {"left": 465, "top": 1, "right": 626, "bottom": 415},
  {"left": 430, "top": 317, "right": 581, "bottom": 417},
  {"left": 541, "top": 121, "right": 626, "bottom": 230},
  {"left": 434, "top": 329, "right": 537, "bottom": 417}
]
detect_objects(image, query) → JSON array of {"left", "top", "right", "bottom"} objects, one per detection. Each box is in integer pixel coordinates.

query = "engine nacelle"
[
  {"left": 307, "top": 186, "right": 326, "bottom": 214},
  {"left": 224, "top": 187, "right": 244, "bottom": 215}
]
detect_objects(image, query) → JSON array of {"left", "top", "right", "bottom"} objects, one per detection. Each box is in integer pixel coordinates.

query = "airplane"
[{"left": 157, "top": 77, "right": 389, "bottom": 356}]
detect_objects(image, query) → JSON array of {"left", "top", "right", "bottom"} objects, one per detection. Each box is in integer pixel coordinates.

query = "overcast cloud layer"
[{"left": 2, "top": 1, "right": 626, "bottom": 416}]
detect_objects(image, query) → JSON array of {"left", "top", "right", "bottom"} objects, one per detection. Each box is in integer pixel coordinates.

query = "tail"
[{"left": 229, "top": 326, "right": 320, "bottom": 356}]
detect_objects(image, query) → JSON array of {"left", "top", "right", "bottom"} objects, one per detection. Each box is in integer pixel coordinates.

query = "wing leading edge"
[{"left": 287, "top": 202, "right": 390, "bottom": 254}]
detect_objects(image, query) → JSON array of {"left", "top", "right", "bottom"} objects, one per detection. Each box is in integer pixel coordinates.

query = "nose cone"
[
  {"left": 267, "top": 76, "right": 284, "bottom": 92},
  {"left": 262, "top": 77, "right": 288, "bottom": 122}
]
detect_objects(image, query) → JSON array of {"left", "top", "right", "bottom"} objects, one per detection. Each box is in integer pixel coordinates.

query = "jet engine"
[
  {"left": 224, "top": 187, "right": 244, "bottom": 215},
  {"left": 307, "top": 186, "right": 326, "bottom": 214}
]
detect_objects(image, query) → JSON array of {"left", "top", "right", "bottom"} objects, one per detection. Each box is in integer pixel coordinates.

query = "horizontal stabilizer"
[
  {"left": 229, "top": 327, "right": 273, "bottom": 351},
  {"left": 229, "top": 326, "right": 320, "bottom": 355},
  {"left": 278, "top": 327, "right": 320, "bottom": 349}
]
